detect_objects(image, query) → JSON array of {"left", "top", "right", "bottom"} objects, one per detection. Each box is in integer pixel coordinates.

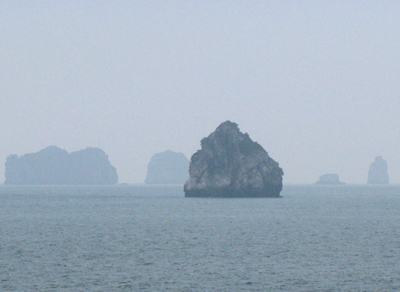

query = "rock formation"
[
  {"left": 145, "top": 150, "right": 189, "bottom": 184},
  {"left": 368, "top": 156, "right": 389, "bottom": 184},
  {"left": 315, "top": 174, "right": 345, "bottom": 185},
  {"left": 4, "top": 146, "right": 118, "bottom": 185},
  {"left": 184, "top": 121, "right": 284, "bottom": 198}
]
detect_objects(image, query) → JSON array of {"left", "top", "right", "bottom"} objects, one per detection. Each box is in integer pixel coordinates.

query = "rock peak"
[
  {"left": 368, "top": 155, "right": 389, "bottom": 184},
  {"left": 5, "top": 146, "right": 118, "bottom": 185},
  {"left": 185, "top": 121, "right": 283, "bottom": 198},
  {"left": 145, "top": 150, "right": 189, "bottom": 184},
  {"left": 316, "top": 174, "right": 345, "bottom": 185},
  {"left": 210, "top": 121, "right": 242, "bottom": 141},
  {"left": 215, "top": 120, "right": 239, "bottom": 131}
]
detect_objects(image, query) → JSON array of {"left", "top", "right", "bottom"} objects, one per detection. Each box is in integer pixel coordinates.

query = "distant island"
[
  {"left": 145, "top": 150, "right": 189, "bottom": 184},
  {"left": 184, "top": 121, "right": 283, "bottom": 198},
  {"left": 5, "top": 146, "right": 118, "bottom": 185},
  {"left": 368, "top": 156, "right": 389, "bottom": 184},
  {"left": 315, "top": 174, "right": 345, "bottom": 185}
]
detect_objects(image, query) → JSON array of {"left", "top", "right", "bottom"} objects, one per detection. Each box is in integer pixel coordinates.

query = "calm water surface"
[{"left": 1, "top": 185, "right": 400, "bottom": 291}]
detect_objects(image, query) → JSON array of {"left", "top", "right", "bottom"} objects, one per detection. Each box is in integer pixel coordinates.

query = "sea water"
[{"left": 1, "top": 184, "right": 400, "bottom": 291}]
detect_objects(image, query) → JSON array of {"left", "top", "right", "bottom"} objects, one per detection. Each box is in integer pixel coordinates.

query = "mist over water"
[
  {"left": 2, "top": 2, "right": 400, "bottom": 291},
  {"left": 1, "top": 2, "right": 400, "bottom": 184},
  {"left": 1, "top": 185, "right": 400, "bottom": 291}
]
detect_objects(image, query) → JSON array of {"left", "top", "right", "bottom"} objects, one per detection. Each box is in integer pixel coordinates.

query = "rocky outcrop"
[
  {"left": 368, "top": 156, "right": 389, "bottom": 184},
  {"left": 184, "top": 121, "right": 284, "bottom": 198},
  {"left": 315, "top": 174, "right": 345, "bottom": 185},
  {"left": 4, "top": 146, "right": 118, "bottom": 185},
  {"left": 145, "top": 150, "right": 189, "bottom": 184}
]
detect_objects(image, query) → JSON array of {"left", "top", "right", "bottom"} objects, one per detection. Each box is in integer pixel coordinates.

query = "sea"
[{"left": 1, "top": 184, "right": 400, "bottom": 292}]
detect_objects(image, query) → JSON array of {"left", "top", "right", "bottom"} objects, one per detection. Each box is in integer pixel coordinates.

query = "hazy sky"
[{"left": 1, "top": 1, "right": 399, "bottom": 184}]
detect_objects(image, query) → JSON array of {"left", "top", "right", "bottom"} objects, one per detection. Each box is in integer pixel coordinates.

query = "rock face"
[
  {"left": 184, "top": 121, "right": 284, "bottom": 198},
  {"left": 145, "top": 150, "right": 189, "bottom": 184},
  {"left": 368, "top": 156, "right": 389, "bottom": 184},
  {"left": 315, "top": 174, "right": 344, "bottom": 185},
  {"left": 4, "top": 146, "right": 118, "bottom": 185}
]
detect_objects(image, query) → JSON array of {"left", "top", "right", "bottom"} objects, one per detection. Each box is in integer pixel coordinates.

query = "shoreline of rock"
[{"left": 184, "top": 186, "right": 283, "bottom": 198}]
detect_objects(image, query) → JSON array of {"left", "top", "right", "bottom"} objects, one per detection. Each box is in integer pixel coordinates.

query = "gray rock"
[
  {"left": 4, "top": 146, "right": 118, "bottom": 185},
  {"left": 368, "top": 156, "right": 389, "bottom": 184},
  {"left": 184, "top": 121, "right": 284, "bottom": 198},
  {"left": 145, "top": 150, "right": 189, "bottom": 184},
  {"left": 316, "top": 174, "right": 345, "bottom": 185}
]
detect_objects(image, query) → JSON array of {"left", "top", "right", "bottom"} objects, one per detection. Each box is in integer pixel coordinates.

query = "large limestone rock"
[
  {"left": 4, "top": 146, "right": 118, "bottom": 185},
  {"left": 184, "top": 121, "right": 283, "bottom": 197},
  {"left": 145, "top": 150, "right": 189, "bottom": 184},
  {"left": 368, "top": 156, "right": 389, "bottom": 184},
  {"left": 315, "top": 174, "right": 344, "bottom": 185}
]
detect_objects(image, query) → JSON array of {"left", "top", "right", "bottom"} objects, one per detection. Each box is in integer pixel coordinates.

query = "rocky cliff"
[
  {"left": 4, "top": 146, "right": 118, "bottom": 185},
  {"left": 368, "top": 156, "right": 389, "bottom": 184},
  {"left": 145, "top": 150, "right": 189, "bottom": 184},
  {"left": 315, "top": 174, "right": 344, "bottom": 185},
  {"left": 184, "top": 121, "right": 283, "bottom": 198}
]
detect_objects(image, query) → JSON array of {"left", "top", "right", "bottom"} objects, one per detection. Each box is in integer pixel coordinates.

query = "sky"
[{"left": 1, "top": 1, "right": 399, "bottom": 184}]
